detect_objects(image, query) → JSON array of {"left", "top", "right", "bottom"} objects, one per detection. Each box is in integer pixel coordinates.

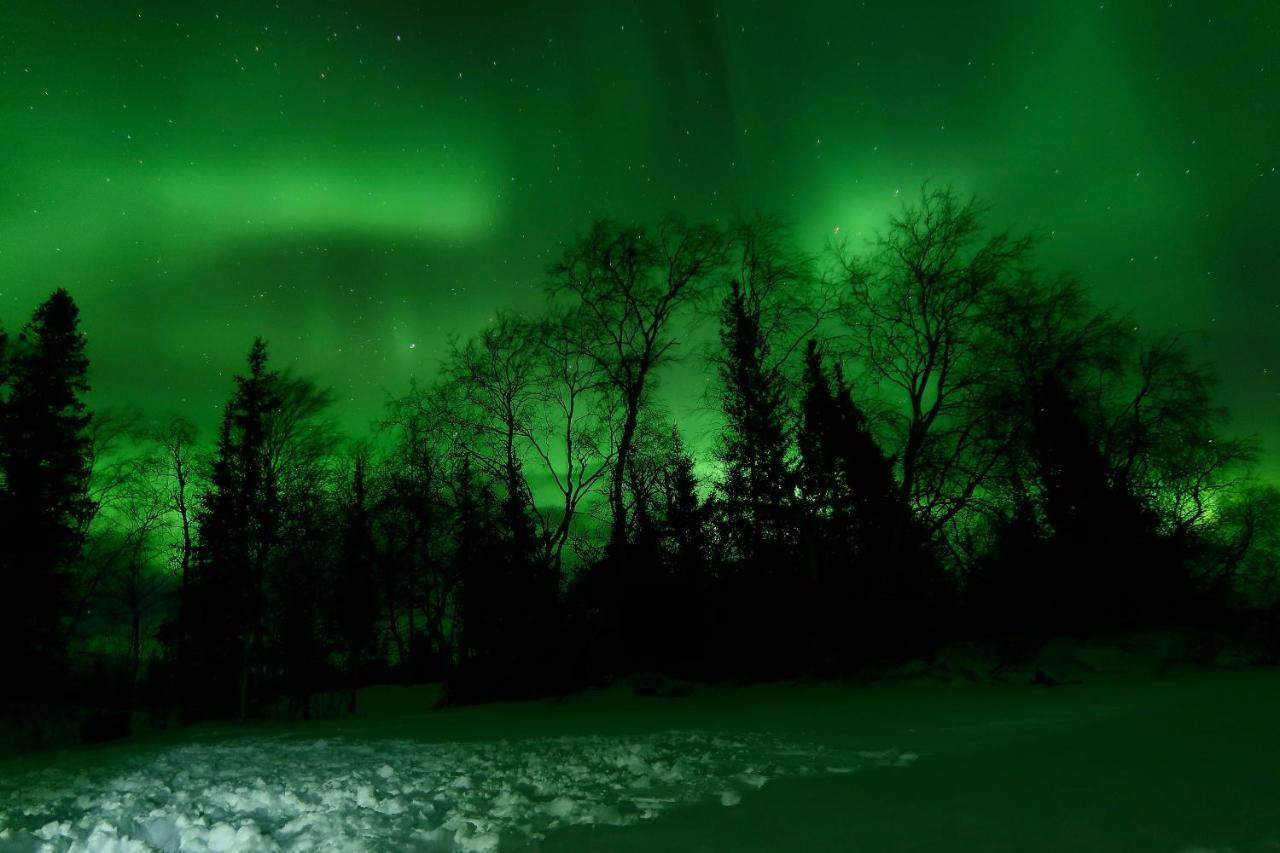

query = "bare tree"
[
  {"left": 1210, "top": 485, "right": 1280, "bottom": 605},
  {"left": 266, "top": 373, "right": 342, "bottom": 494},
  {"left": 549, "top": 216, "right": 726, "bottom": 554},
  {"left": 67, "top": 409, "right": 145, "bottom": 643},
  {"left": 972, "top": 274, "right": 1133, "bottom": 525},
  {"left": 99, "top": 457, "right": 172, "bottom": 701},
  {"left": 437, "top": 310, "right": 617, "bottom": 572},
  {"left": 838, "top": 186, "right": 1033, "bottom": 541},
  {"left": 722, "top": 216, "right": 839, "bottom": 388},
  {"left": 1100, "top": 335, "right": 1256, "bottom": 536},
  {"left": 441, "top": 312, "right": 541, "bottom": 520},
  {"left": 154, "top": 414, "right": 198, "bottom": 623},
  {"left": 525, "top": 312, "right": 613, "bottom": 570}
]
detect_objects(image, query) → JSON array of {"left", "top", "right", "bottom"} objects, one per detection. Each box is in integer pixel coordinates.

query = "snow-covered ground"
[
  {"left": 3, "top": 668, "right": 1279, "bottom": 851},
  {"left": 0, "top": 727, "right": 911, "bottom": 851}
]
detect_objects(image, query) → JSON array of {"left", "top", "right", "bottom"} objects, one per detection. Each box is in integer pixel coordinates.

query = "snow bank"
[{"left": 0, "top": 731, "right": 915, "bottom": 851}]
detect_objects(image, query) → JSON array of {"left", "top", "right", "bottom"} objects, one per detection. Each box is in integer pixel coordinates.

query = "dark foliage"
[
  {"left": 798, "top": 340, "right": 945, "bottom": 661},
  {"left": 712, "top": 277, "right": 802, "bottom": 675},
  {"left": 184, "top": 339, "right": 281, "bottom": 719},
  {"left": 0, "top": 290, "right": 93, "bottom": 700},
  {"left": 1, "top": 191, "right": 1273, "bottom": 730}
]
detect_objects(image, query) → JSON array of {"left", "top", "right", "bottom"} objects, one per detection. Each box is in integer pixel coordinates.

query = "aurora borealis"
[{"left": 1, "top": 2, "right": 1276, "bottom": 473}]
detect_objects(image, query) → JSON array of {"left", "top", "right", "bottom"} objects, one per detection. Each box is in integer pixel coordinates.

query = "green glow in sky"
[{"left": 1, "top": 1, "right": 1276, "bottom": 472}]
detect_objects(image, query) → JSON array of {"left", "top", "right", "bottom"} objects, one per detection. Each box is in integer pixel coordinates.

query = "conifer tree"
[
  {"left": 661, "top": 428, "right": 709, "bottom": 579},
  {"left": 714, "top": 278, "right": 799, "bottom": 671},
  {"left": 190, "top": 338, "right": 282, "bottom": 719},
  {"left": 0, "top": 289, "right": 93, "bottom": 697},
  {"left": 1027, "top": 371, "right": 1166, "bottom": 625},
  {"left": 715, "top": 279, "right": 795, "bottom": 559},
  {"left": 798, "top": 340, "right": 927, "bottom": 656}
]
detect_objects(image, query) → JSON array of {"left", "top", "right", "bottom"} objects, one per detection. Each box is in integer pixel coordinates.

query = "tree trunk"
[{"left": 610, "top": 399, "right": 640, "bottom": 554}]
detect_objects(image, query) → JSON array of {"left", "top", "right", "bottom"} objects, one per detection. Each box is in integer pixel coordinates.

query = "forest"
[{"left": 3, "top": 186, "right": 1278, "bottom": 726}]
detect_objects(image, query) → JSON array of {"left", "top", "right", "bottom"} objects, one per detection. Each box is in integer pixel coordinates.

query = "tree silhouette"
[
  {"left": 526, "top": 312, "right": 613, "bottom": 572},
  {"left": 0, "top": 289, "right": 93, "bottom": 699},
  {"left": 377, "top": 386, "right": 447, "bottom": 681},
  {"left": 797, "top": 340, "right": 940, "bottom": 659},
  {"left": 3, "top": 199, "right": 1278, "bottom": 722},
  {"left": 657, "top": 427, "right": 713, "bottom": 673},
  {"left": 96, "top": 451, "right": 171, "bottom": 703},
  {"left": 190, "top": 339, "right": 282, "bottom": 719},
  {"left": 549, "top": 218, "right": 726, "bottom": 560},
  {"left": 154, "top": 415, "right": 198, "bottom": 658},
  {"left": 839, "top": 187, "right": 1034, "bottom": 543},
  {"left": 969, "top": 274, "right": 1252, "bottom": 630},
  {"left": 333, "top": 450, "right": 380, "bottom": 713},
  {"left": 713, "top": 277, "right": 799, "bottom": 672},
  {"left": 715, "top": 278, "right": 796, "bottom": 559}
]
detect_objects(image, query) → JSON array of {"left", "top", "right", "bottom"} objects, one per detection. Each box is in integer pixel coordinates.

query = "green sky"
[{"left": 1, "top": 1, "right": 1276, "bottom": 475}]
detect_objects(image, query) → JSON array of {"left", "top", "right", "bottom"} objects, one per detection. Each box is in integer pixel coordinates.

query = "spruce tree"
[
  {"left": 189, "top": 338, "right": 281, "bottom": 719},
  {"left": 715, "top": 279, "right": 794, "bottom": 560},
  {"left": 661, "top": 428, "right": 709, "bottom": 579},
  {"left": 714, "top": 278, "right": 798, "bottom": 672},
  {"left": 797, "top": 340, "right": 920, "bottom": 657},
  {"left": 0, "top": 289, "right": 93, "bottom": 698},
  {"left": 1028, "top": 371, "right": 1165, "bottom": 626}
]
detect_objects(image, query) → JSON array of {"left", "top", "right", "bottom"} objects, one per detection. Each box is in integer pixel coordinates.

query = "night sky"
[{"left": 2, "top": 2, "right": 1277, "bottom": 475}]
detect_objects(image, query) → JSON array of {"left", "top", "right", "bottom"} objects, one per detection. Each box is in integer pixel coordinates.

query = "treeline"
[{"left": 2, "top": 187, "right": 1278, "bottom": 720}]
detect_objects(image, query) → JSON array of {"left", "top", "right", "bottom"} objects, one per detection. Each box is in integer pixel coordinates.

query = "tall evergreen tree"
[
  {"left": 797, "top": 340, "right": 933, "bottom": 658},
  {"left": 188, "top": 338, "right": 282, "bottom": 720},
  {"left": 0, "top": 289, "right": 93, "bottom": 698},
  {"left": 661, "top": 428, "right": 710, "bottom": 582},
  {"left": 716, "top": 279, "right": 795, "bottom": 558},
  {"left": 714, "top": 278, "right": 799, "bottom": 672},
  {"left": 798, "top": 342, "right": 902, "bottom": 546},
  {"left": 1028, "top": 371, "right": 1168, "bottom": 625}
]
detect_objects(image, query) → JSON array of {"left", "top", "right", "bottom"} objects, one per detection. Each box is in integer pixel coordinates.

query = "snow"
[
  {"left": 0, "top": 727, "right": 912, "bottom": 851},
  {"left": 5, "top": 669, "right": 1280, "bottom": 851}
]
